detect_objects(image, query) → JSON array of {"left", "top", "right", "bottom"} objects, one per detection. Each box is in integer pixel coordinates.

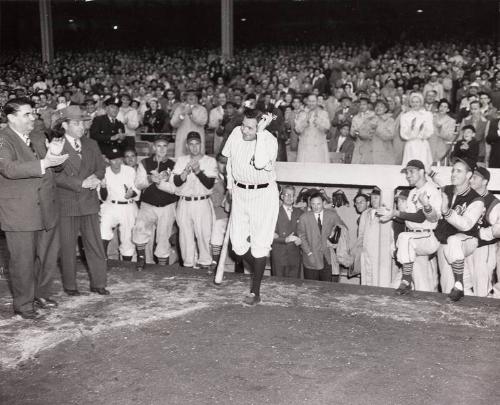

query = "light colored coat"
[{"left": 295, "top": 108, "right": 331, "bottom": 163}]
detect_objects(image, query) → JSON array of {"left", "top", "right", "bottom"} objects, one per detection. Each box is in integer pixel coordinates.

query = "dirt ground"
[{"left": 1, "top": 261, "right": 499, "bottom": 405}]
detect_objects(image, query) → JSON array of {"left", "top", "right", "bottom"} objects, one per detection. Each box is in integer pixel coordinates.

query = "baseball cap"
[
  {"left": 396, "top": 189, "right": 410, "bottom": 200},
  {"left": 105, "top": 147, "right": 123, "bottom": 160},
  {"left": 474, "top": 166, "right": 491, "bottom": 182},
  {"left": 186, "top": 131, "right": 201, "bottom": 143},
  {"left": 452, "top": 156, "right": 476, "bottom": 172},
  {"left": 401, "top": 159, "right": 425, "bottom": 173}
]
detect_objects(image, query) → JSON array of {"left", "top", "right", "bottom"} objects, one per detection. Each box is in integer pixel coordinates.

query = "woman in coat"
[
  {"left": 295, "top": 94, "right": 331, "bottom": 163},
  {"left": 430, "top": 99, "right": 457, "bottom": 164},
  {"left": 400, "top": 92, "right": 434, "bottom": 170},
  {"left": 370, "top": 100, "right": 396, "bottom": 165}
]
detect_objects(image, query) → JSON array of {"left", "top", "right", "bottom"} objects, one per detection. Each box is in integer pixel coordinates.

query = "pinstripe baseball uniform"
[{"left": 222, "top": 126, "right": 279, "bottom": 258}]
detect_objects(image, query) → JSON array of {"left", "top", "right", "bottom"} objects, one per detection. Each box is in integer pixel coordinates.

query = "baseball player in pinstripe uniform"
[
  {"left": 433, "top": 157, "right": 484, "bottom": 302},
  {"left": 172, "top": 131, "right": 217, "bottom": 269},
  {"left": 222, "top": 109, "right": 278, "bottom": 305},
  {"left": 377, "top": 160, "right": 442, "bottom": 294},
  {"left": 468, "top": 166, "right": 500, "bottom": 296}
]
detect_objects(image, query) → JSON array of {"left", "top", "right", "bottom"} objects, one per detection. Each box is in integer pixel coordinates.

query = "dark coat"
[
  {"left": 0, "top": 126, "right": 58, "bottom": 231},
  {"left": 54, "top": 137, "right": 106, "bottom": 217},
  {"left": 271, "top": 205, "right": 302, "bottom": 267},
  {"left": 330, "top": 133, "right": 355, "bottom": 163},
  {"left": 486, "top": 118, "right": 500, "bottom": 168},
  {"left": 89, "top": 114, "right": 126, "bottom": 156}
]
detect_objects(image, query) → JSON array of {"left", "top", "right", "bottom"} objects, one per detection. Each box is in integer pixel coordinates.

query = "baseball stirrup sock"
[
  {"left": 451, "top": 259, "right": 464, "bottom": 287},
  {"left": 251, "top": 256, "right": 267, "bottom": 297},
  {"left": 402, "top": 263, "right": 413, "bottom": 283},
  {"left": 158, "top": 257, "right": 168, "bottom": 266},
  {"left": 211, "top": 244, "right": 222, "bottom": 257}
]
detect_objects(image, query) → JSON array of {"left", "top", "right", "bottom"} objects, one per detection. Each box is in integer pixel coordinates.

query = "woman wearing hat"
[
  {"left": 400, "top": 92, "right": 434, "bottom": 170},
  {"left": 294, "top": 94, "right": 331, "bottom": 163},
  {"left": 368, "top": 99, "right": 396, "bottom": 165}
]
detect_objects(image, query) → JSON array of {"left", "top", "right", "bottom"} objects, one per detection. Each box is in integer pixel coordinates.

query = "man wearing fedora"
[
  {"left": 52, "top": 105, "right": 110, "bottom": 296},
  {"left": 0, "top": 98, "right": 68, "bottom": 319}
]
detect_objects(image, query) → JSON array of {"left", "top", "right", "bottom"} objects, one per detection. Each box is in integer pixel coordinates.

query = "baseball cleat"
[
  {"left": 243, "top": 293, "right": 261, "bottom": 306},
  {"left": 448, "top": 287, "right": 464, "bottom": 302},
  {"left": 395, "top": 281, "right": 412, "bottom": 295}
]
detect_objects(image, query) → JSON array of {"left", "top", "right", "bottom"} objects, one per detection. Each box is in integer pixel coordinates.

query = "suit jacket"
[
  {"left": 330, "top": 134, "right": 355, "bottom": 163},
  {"left": 89, "top": 115, "right": 126, "bottom": 156},
  {"left": 271, "top": 205, "right": 302, "bottom": 266},
  {"left": 54, "top": 137, "right": 106, "bottom": 217},
  {"left": 298, "top": 208, "right": 345, "bottom": 270},
  {"left": 0, "top": 126, "right": 58, "bottom": 231},
  {"left": 486, "top": 118, "right": 500, "bottom": 168}
]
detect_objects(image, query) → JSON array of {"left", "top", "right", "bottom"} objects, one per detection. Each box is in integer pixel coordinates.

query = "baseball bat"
[{"left": 214, "top": 216, "right": 231, "bottom": 285}]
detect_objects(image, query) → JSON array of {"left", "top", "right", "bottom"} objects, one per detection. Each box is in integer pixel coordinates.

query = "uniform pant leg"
[
  {"left": 192, "top": 199, "right": 213, "bottom": 266},
  {"left": 177, "top": 200, "right": 196, "bottom": 266},
  {"left": 472, "top": 245, "right": 496, "bottom": 297},
  {"left": 5, "top": 231, "right": 36, "bottom": 313},
  {"left": 132, "top": 203, "right": 157, "bottom": 246},
  {"left": 118, "top": 204, "right": 138, "bottom": 257},
  {"left": 229, "top": 189, "right": 251, "bottom": 256},
  {"left": 100, "top": 203, "right": 119, "bottom": 241},
  {"left": 248, "top": 185, "right": 279, "bottom": 258},
  {"left": 437, "top": 245, "right": 454, "bottom": 294},
  {"left": 154, "top": 203, "right": 176, "bottom": 260},
  {"left": 80, "top": 214, "right": 107, "bottom": 289},
  {"left": 59, "top": 216, "right": 80, "bottom": 291},
  {"left": 34, "top": 226, "right": 59, "bottom": 299}
]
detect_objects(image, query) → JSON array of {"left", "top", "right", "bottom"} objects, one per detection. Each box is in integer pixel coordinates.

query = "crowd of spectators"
[{"left": 1, "top": 40, "right": 499, "bottom": 166}]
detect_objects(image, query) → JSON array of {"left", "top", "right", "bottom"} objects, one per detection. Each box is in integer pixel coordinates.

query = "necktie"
[
  {"left": 75, "top": 140, "right": 82, "bottom": 157},
  {"left": 317, "top": 214, "right": 322, "bottom": 232},
  {"left": 25, "top": 137, "right": 37, "bottom": 157}
]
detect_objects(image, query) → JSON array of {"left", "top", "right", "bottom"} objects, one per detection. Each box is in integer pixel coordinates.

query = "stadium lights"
[
  {"left": 113, "top": 25, "right": 119, "bottom": 30},
  {"left": 417, "top": 9, "right": 423, "bottom": 13},
  {"left": 68, "top": 19, "right": 74, "bottom": 23},
  {"left": 241, "top": 18, "right": 247, "bottom": 22}
]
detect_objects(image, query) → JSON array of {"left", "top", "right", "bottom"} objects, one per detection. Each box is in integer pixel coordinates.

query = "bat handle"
[{"left": 214, "top": 215, "right": 231, "bottom": 285}]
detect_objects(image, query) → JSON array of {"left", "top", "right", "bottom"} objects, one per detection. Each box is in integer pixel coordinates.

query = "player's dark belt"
[
  {"left": 110, "top": 200, "right": 134, "bottom": 204},
  {"left": 407, "top": 229, "right": 432, "bottom": 232},
  {"left": 181, "top": 195, "right": 209, "bottom": 201},
  {"left": 235, "top": 181, "right": 269, "bottom": 190}
]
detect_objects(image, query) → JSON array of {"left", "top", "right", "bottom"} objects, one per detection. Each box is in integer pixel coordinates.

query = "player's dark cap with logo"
[
  {"left": 186, "top": 131, "right": 201, "bottom": 143},
  {"left": 474, "top": 166, "right": 491, "bottom": 182},
  {"left": 154, "top": 135, "right": 170, "bottom": 144},
  {"left": 401, "top": 159, "right": 425, "bottom": 173},
  {"left": 105, "top": 148, "right": 124, "bottom": 160},
  {"left": 452, "top": 156, "right": 476, "bottom": 172}
]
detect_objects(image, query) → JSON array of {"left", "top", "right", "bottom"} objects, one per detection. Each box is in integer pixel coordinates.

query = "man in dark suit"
[
  {"left": 89, "top": 98, "right": 126, "bottom": 156},
  {"left": 297, "top": 191, "right": 347, "bottom": 282},
  {"left": 330, "top": 122, "right": 355, "bottom": 163},
  {"left": 0, "top": 98, "right": 69, "bottom": 319},
  {"left": 271, "top": 186, "right": 302, "bottom": 278},
  {"left": 52, "top": 106, "right": 109, "bottom": 296}
]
